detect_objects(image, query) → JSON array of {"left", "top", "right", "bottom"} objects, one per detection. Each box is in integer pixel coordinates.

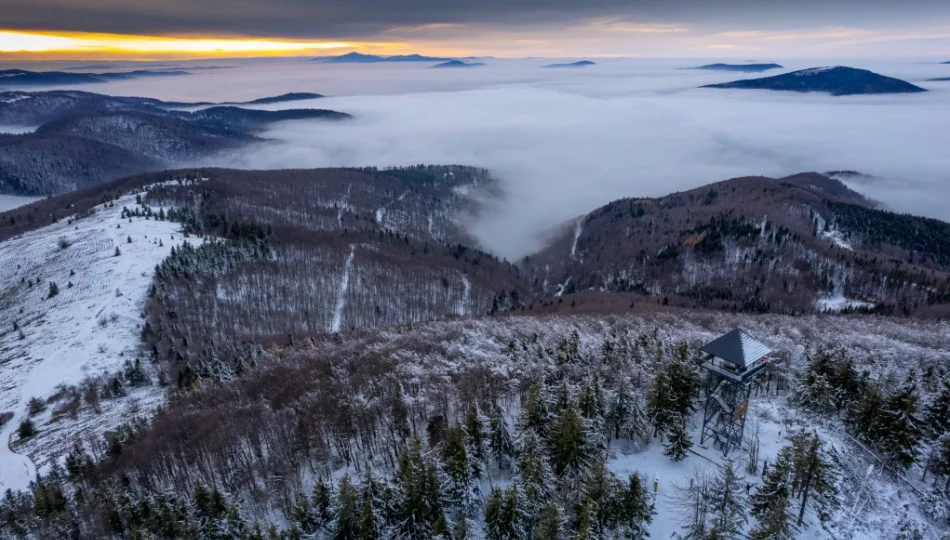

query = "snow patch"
[
  {"left": 816, "top": 294, "right": 875, "bottom": 312},
  {"left": 0, "top": 193, "right": 184, "bottom": 491},
  {"left": 330, "top": 245, "right": 356, "bottom": 333}
]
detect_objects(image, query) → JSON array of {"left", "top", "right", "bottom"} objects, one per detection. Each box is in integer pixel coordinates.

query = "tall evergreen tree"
[
  {"left": 708, "top": 461, "right": 747, "bottom": 540},
  {"left": 442, "top": 426, "right": 479, "bottom": 512},
  {"left": 549, "top": 403, "right": 591, "bottom": 477},
  {"left": 488, "top": 403, "right": 515, "bottom": 471},
  {"left": 394, "top": 438, "right": 444, "bottom": 539},
  {"left": 484, "top": 486, "right": 525, "bottom": 540},
  {"left": 517, "top": 433, "right": 555, "bottom": 516},
  {"left": 646, "top": 368, "right": 674, "bottom": 438},
  {"left": 663, "top": 415, "right": 692, "bottom": 462},
  {"left": 924, "top": 379, "right": 950, "bottom": 438},
  {"left": 463, "top": 405, "right": 486, "bottom": 478},
  {"left": 334, "top": 475, "right": 360, "bottom": 540},
  {"left": 533, "top": 504, "right": 565, "bottom": 540},
  {"left": 612, "top": 474, "right": 654, "bottom": 540},
  {"left": 879, "top": 383, "right": 924, "bottom": 469}
]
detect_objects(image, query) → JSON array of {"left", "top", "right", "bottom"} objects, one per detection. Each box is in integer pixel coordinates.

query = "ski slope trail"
[
  {"left": 330, "top": 245, "right": 356, "bottom": 333},
  {"left": 0, "top": 193, "right": 183, "bottom": 491}
]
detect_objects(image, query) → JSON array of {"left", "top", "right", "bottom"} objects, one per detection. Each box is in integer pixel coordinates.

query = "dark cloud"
[{"left": 1, "top": 0, "right": 948, "bottom": 38}]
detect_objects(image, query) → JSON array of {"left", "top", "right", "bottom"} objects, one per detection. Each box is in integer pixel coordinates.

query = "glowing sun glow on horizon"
[{"left": 0, "top": 30, "right": 356, "bottom": 56}]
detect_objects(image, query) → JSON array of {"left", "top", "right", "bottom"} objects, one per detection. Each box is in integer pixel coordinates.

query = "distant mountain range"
[
  {"left": 237, "top": 92, "right": 324, "bottom": 104},
  {"left": 927, "top": 77, "right": 950, "bottom": 82},
  {"left": 701, "top": 66, "right": 927, "bottom": 95},
  {"left": 0, "top": 69, "right": 191, "bottom": 87},
  {"left": 544, "top": 60, "right": 596, "bottom": 68},
  {"left": 0, "top": 90, "right": 349, "bottom": 195},
  {"left": 431, "top": 60, "right": 484, "bottom": 69},
  {"left": 689, "top": 63, "right": 783, "bottom": 73},
  {"left": 313, "top": 52, "right": 453, "bottom": 64}
]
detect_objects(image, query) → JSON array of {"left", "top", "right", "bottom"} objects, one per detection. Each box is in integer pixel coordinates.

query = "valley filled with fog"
[{"left": 54, "top": 57, "right": 950, "bottom": 259}]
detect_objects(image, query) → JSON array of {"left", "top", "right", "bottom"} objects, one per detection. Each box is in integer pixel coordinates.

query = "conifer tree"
[
  {"left": 708, "top": 460, "right": 747, "bottom": 540},
  {"left": 484, "top": 486, "right": 525, "bottom": 540},
  {"left": 879, "top": 383, "right": 924, "bottom": 469},
  {"left": 924, "top": 379, "right": 950, "bottom": 438},
  {"left": 517, "top": 433, "right": 555, "bottom": 516},
  {"left": 452, "top": 516, "right": 471, "bottom": 540},
  {"left": 663, "top": 415, "right": 692, "bottom": 462},
  {"left": 488, "top": 403, "right": 515, "bottom": 470},
  {"left": 533, "top": 504, "right": 564, "bottom": 540},
  {"left": 646, "top": 368, "right": 673, "bottom": 438},
  {"left": 521, "top": 384, "right": 552, "bottom": 436},
  {"left": 549, "top": 403, "right": 590, "bottom": 477},
  {"left": 750, "top": 451, "right": 794, "bottom": 539},
  {"left": 334, "top": 475, "right": 360, "bottom": 540},
  {"left": 356, "top": 497, "right": 380, "bottom": 540},
  {"left": 613, "top": 473, "right": 654, "bottom": 540},
  {"left": 571, "top": 497, "right": 599, "bottom": 540},
  {"left": 607, "top": 380, "right": 647, "bottom": 443},
  {"left": 442, "top": 426, "right": 479, "bottom": 511},
  {"left": 394, "top": 438, "right": 444, "bottom": 539},
  {"left": 463, "top": 405, "right": 486, "bottom": 478}
]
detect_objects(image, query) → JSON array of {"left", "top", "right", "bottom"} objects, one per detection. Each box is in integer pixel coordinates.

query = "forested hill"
[
  {"left": 523, "top": 172, "right": 950, "bottom": 317},
  {"left": 0, "top": 90, "right": 349, "bottom": 196}
]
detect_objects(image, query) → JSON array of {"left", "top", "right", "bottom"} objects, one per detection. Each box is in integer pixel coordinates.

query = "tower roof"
[{"left": 700, "top": 329, "right": 771, "bottom": 369}]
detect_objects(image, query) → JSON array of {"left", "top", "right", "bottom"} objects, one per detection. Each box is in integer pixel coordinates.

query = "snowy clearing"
[{"left": 0, "top": 193, "right": 183, "bottom": 491}]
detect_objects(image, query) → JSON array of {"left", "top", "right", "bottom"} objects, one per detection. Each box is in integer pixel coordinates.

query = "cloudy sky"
[{"left": 1, "top": 0, "right": 950, "bottom": 58}]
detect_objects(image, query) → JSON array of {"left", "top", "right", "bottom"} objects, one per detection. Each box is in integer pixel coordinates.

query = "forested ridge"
[{"left": 3, "top": 312, "right": 949, "bottom": 539}]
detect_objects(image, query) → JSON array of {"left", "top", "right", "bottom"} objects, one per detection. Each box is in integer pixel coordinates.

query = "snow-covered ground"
[
  {"left": 817, "top": 294, "right": 876, "bottom": 312},
  {"left": 0, "top": 125, "right": 36, "bottom": 135},
  {"left": 0, "top": 194, "right": 41, "bottom": 213},
  {"left": 0, "top": 193, "right": 183, "bottom": 491}
]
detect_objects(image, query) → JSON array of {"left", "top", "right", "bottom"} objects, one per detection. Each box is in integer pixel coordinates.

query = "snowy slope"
[{"left": 0, "top": 193, "right": 183, "bottom": 491}]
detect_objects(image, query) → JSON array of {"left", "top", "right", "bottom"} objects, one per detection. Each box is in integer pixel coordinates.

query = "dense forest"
[{"left": 2, "top": 311, "right": 949, "bottom": 539}]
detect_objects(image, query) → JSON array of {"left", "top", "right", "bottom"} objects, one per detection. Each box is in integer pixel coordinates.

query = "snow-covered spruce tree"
[
  {"left": 521, "top": 383, "right": 553, "bottom": 437},
  {"left": 484, "top": 485, "right": 527, "bottom": 540},
  {"left": 356, "top": 496, "right": 380, "bottom": 540},
  {"left": 878, "top": 382, "right": 924, "bottom": 470},
  {"left": 333, "top": 474, "right": 361, "bottom": 540},
  {"left": 442, "top": 426, "right": 480, "bottom": 513},
  {"left": 666, "top": 343, "right": 702, "bottom": 419},
  {"left": 607, "top": 379, "right": 647, "bottom": 443},
  {"left": 929, "top": 433, "right": 950, "bottom": 491},
  {"left": 707, "top": 460, "right": 747, "bottom": 540},
  {"left": 646, "top": 367, "right": 674, "bottom": 438},
  {"left": 925, "top": 378, "right": 950, "bottom": 438},
  {"left": 784, "top": 431, "right": 838, "bottom": 525},
  {"left": 394, "top": 438, "right": 445, "bottom": 539},
  {"left": 571, "top": 496, "right": 600, "bottom": 540},
  {"left": 664, "top": 414, "right": 692, "bottom": 462},
  {"left": 534, "top": 503, "right": 565, "bottom": 540},
  {"left": 611, "top": 473, "right": 654, "bottom": 540},
  {"left": 516, "top": 432, "right": 556, "bottom": 520},
  {"left": 845, "top": 383, "right": 884, "bottom": 441},
  {"left": 488, "top": 402, "right": 515, "bottom": 471},
  {"left": 750, "top": 451, "right": 794, "bottom": 539},
  {"left": 548, "top": 402, "right": 593, "bottom": 478},
  {"left": 463, "top": 404, "right": 486, "bottom": 479}
]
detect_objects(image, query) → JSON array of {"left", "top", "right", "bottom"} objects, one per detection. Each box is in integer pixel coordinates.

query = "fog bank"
[{"left": 68, "top": 58, "right": 950, "bottom": 258}]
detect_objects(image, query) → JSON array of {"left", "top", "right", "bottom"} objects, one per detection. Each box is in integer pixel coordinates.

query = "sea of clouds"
[{"left": 77, "top": 57, "right": 950, "bottom": 258}]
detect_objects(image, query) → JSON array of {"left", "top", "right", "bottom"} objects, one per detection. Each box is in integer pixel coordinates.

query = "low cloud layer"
[{"left": 83, "top": 58, "right": 950, "bottom": 259}]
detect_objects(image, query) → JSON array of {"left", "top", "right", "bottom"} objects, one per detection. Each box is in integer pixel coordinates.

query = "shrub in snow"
[{"left": 17, "top": 418, "right": 37, "bottom": 439}]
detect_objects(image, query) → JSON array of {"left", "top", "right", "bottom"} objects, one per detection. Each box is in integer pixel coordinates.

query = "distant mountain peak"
[
  {"left": 314, "top": 52, "right": 453, "bottom": 64},
  {"left": 543, "top": 60, "right": 596, "bottom": 69},
  {"left": 689, "top": 63, "right": 783, "bottom": 73},
  {"left": 701, "top": 66, "right": 927, "bottom": 96},
  {"left": 431, "top": 60, "right": 485, "bottom": 69}
]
